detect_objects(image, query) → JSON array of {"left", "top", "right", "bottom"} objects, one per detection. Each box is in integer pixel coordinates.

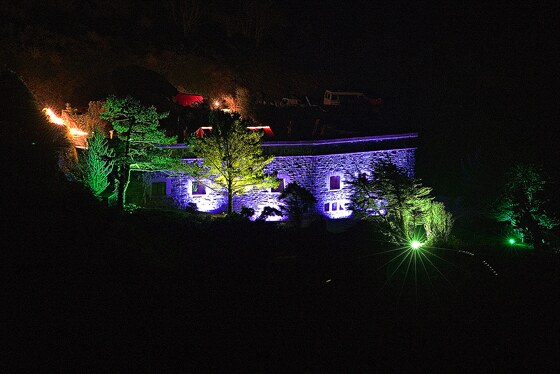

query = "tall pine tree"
[
  {"left": 80, "top": 126, "right": 114, "bottom": 198},
  {"left": 100, "top": 96, "right": 189, "bottom": 209}
]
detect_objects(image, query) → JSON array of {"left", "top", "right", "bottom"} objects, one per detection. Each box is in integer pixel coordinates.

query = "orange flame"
[
  {"left": 43, "top": 107, "right": 89, "bottom": 149},
  {"left": 69, "top": 128, "right": 88, "bottom": 136},
  {"left": 43, "top": 108, "right": 65, "bottom": 126}
]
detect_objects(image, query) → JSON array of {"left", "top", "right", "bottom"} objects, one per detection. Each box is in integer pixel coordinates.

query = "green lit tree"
[
  {"left": 192, "top": 111, "right": 276, "bottom": 215},
  {"left": 349, "top": 160, "right": 436, "bottom": 244},
  {"left": 77, "top": 126, "right": 114, "bottom": 198},
  {"left": 278, "top": 182, "right": 316, "bottom": 227},
  {"left": 100, "top": 96, "right": 190, "bottom": 209},
  {"left": 424, "top": 201, "right": 454, "bottom": 244},
  {"left": 494, "top": 163, "right": 557, "bottom": 250}
]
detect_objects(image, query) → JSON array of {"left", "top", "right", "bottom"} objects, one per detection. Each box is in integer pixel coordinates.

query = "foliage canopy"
[
  {"left": 494, "top": 163, "right": 557, "bottom": 249},
  {"left": 191, "top": 111, "right": 276, "bottom": 215},
  {"left": 76, "top": 126, "right": 114, "bottom": 198},
  {"left": 278, "top": 182, "right": 317, "bottom": 227},
  {"left": 100, "top": 96, "right": 191, "bottom": 208},
  {"left": 350, "top": 160, "right": 452, "bottom": 244}
]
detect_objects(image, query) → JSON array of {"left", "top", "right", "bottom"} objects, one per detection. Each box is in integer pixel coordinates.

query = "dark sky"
[
  {"left": 277, "top": 1, "right": 557, "bottom": 128},
  {"left": 1, "top": 0, "right": 558, "bottom": 171},
  {"left": 291, "top": 0, "right": 559, "bottom": 187}
]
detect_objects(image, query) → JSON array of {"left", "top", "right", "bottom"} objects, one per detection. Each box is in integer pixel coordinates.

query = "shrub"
[{"left": 424, "top": 201, "right": 454, "bottom": 244}]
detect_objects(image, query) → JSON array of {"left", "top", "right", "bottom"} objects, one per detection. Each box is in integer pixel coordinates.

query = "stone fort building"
[{"left": 127, "top": 133, "right": 418, "bottom": 221}]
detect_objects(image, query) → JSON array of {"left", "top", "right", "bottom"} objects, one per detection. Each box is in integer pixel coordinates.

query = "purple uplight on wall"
[{"left": 138, "top": 134, "right": 417, "bottom": 220}]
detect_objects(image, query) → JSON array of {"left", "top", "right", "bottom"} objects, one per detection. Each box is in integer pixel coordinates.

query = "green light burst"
[
  {"left": 410, "top": 240, "right": 423, "bottom": 250},
  {"left": 368, "top": 234, "right": 475, "bottom": 302}
]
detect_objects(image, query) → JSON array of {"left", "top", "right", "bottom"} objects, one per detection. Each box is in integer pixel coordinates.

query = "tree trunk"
[
  {"left": 227, "top": 189, "right": 233, "bottom": 215},
  {"left": 116, "top": 164, "right": 129, "bottom": 210},
  {"left": 117, "top": 122, "right": 134, "bottom": 210}
]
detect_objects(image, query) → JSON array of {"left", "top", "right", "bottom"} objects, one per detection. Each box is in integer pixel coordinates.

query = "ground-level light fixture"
[{"left": 410, "top": 240, "right": 423, "bottom": 250}]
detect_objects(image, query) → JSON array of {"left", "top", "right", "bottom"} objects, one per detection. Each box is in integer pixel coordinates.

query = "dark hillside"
[
  {"left": 0, "top": 69, "right": 67, "bottom": 175},
  {"left": 2, "top": 76, "right": 558, "bottom": 371}
]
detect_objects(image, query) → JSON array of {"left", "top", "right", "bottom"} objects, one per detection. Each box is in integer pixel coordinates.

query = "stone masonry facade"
[{"left": 127, "top": 134, "right": 417, "bottom": 220}]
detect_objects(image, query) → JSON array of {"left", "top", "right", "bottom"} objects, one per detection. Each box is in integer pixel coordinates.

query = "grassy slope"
[{"left": 6, "top": 208, "right": 558, "bottom": 372}]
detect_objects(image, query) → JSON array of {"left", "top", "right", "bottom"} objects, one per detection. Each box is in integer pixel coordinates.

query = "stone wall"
[
  {"left": 134, "top": 146, "right": 415, "bottom": 221},
  {"left": 237, "top": 148, "right": 415, "bottom": 220}
]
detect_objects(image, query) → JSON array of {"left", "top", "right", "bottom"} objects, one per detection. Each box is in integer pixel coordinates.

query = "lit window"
[
  {"left": 192, "top": 182, "right": 206, "bottom": 195},
  {"left": 271, "top": 178, "right": 285, "bottom": 193},
  {"left": 324, "top": 203, "right": 330, "bottom": 212},
  {"left": 151, "top": 182, "right": 166, "bottom": 196},
  {"left": 329, "top": 175, "right": 341, "bottom": 190}
]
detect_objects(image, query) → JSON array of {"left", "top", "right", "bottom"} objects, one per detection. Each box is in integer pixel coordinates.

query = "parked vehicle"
[
  {"left": 323, "top": 90, "right": 384, "bottom": 107},
  {"left": 323, "top": 90, "right": 366, "bottom": 106}
]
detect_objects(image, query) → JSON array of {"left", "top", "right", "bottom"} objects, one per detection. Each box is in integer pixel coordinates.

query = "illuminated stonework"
[{"left": 128, "top": 133, "right": 417, "bottom": 220}]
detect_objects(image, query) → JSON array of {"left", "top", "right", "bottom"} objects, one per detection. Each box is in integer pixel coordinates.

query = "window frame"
[
  {"left": 328, "top": 175, "right": 341, "bottom": 191},
  {"left": 191, "top": 181, "right": 207, "bottom": 196}
]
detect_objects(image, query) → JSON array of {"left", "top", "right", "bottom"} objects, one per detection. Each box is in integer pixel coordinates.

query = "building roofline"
[
  {"left": 159, "top": 133, "right": 418, "bottom": 149},
  {"left": 261, "top": 133, "right": 418, "bottom": 148}
]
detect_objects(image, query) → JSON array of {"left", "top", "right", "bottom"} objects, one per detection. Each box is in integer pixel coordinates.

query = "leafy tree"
[
  {"left": 350, "top": 160, "right": 434, "bottom": 244},
  {"left": 100, "top": 96, "right": 190, "bottom": 209},
  {"left": 278, "top": 182, "right": 316, "bottom": 227},
  {"left": 76, "top": 126, "right": 114, "bottom": 198},
  {"left": 424, "top": 201, "right": 454, "bottom": 244},
  {"left": 494, "top": 163, "right": 557, "bottom": 250},
  {"left": 191, "top": 111, "right": 276, "bottom": 215},
  {"left": 65, "top": 101, "right": 107, "bottom": 135}
]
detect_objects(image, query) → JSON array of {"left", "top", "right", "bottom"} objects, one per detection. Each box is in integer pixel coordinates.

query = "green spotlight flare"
[{"left": 410, "top": 240, "right": 423, "bottom": 250}]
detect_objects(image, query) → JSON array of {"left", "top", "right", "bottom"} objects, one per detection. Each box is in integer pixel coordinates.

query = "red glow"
[
  {"left": 195, "top": 126, "right": 212, "bottom": 138},
  {"left": 247, "top": 126, "right": 274, "bottom": 137},
  {"left": 176, "top": 94, "right": 204, "bottom": 107}
]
